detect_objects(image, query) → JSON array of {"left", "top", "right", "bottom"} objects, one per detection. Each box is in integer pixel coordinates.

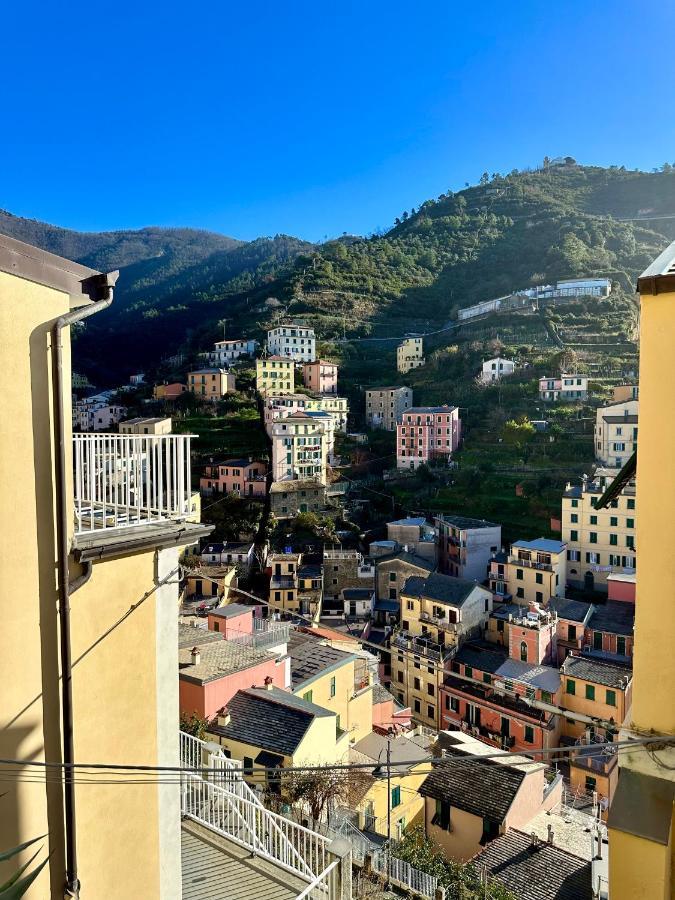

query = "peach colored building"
[
  {"left": 188, "top": 367, "right": 236, "bottom": 399},
  {"left": 302, "top": 360, "right": 338, "bottom": 394},
  {"left": 200, "top": 457, "right": 268, "bottom": 497},
  {"left": 153, "top": 381, "right": 187, "bottom": 400},
  {"left": 371, "top": 683, "right": 412, "bottom": 735},
  {"left": 397, "top": 405, "right": 461, "bottom": 470}
]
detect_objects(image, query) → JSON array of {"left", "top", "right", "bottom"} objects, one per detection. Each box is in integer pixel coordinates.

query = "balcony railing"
[
  {"left": 393, "top": 631, "right": 444, "bottom": 662},
  {"left": 73, "top": 433, "right": 193, "bottom": 535},
  {"left": 509, "top": 555, "right": 553, "bottom": 572},
  {"left": 227, "top": 620, "right": 291, "bottom": 651},
  {"left": 420, "top": 610, "right": 458, "bottom": 632}
]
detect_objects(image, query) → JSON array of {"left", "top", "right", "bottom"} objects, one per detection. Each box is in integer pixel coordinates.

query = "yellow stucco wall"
[
  {"left": 609, "top": 828, "right": 673, "bottom": 900},
  {"left": 359, "top": 763, "right": 425, "bottom": 838},
  {"left": 424, "top": 800, "right": 485, "bottom": 862}
]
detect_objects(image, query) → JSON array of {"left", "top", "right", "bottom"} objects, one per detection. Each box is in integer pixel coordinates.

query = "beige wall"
[{"left": 424, "top": 801, "right": 485, "bottom": 862}]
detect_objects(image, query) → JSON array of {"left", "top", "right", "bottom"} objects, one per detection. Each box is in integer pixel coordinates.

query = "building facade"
[
  {"left": 435, "top": 514, "right": 502, "bottom": 581},
  {"left": 489, "top": 539, "right": 566, "bottom": 606},
  {"left": 208, "top": 338, "right": 257, "bottom": 366},
  {"left": 538, "top": 374, "right": 589, "bottom": 401},
  {"left": 397, "top": 406, "right": 462, "bottom": 470},
  {"left": 153, "top": 382, "right": 187, "bottom": 400},
  {"left": 481, "top": 357, "right": 515, "bottom": 383},
  {"left": 188, "top": 368, "right": 236, "bottom": 398},
  {"left": 269, "top": 479, "right": 329, "bottom": 519},
  {"left": 302, "top": 359, "right": 338, "bottom": 394},
  {"left": 119, "top": 416, "right": 173, "bottom": 435},
  {"left": 397, "top": 337, "right": 425, "bottom": 373},
  {"left": 365, "top": 386, "right": 412, "bottom": 431},
  {"left": 594, "top": 400, "right": 638, "bottom": 468},
  {"left": 266, "top": 324, "right": 316, "bottom": 362},
  {"left": 200, "top": 458, "right": 268, "bottom": 498},
  {"left": 271, "top": 411, "right": 328, "bottom": 484},
  {"left": 256, "top": 356, "right": 294, "bottom": 395},
  {"left": 562, "top": 469, "right": 636, "bottom": 592}
]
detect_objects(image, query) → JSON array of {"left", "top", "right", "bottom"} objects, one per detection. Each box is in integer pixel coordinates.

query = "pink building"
[
  {"left": 200, "top": 457, "right": 268, "bottom": 497},
  {"left": 302, "top": 360, "right": 338, "bottom": 395},
  {"left": 372, "top": 684, "right": 412, "bottom": 735},
  {"left": 396, "top": 405, "right": 461, "bottom": 470},
  {"left": 607, "top": 572, "right": 636, "bottom": 604}
]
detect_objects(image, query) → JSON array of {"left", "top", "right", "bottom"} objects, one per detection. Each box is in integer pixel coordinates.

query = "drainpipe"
[{"left": 51, "top": 274, "right": 117, "bottom": 900}]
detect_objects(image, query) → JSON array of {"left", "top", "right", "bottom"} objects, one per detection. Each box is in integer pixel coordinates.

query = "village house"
[
  {"left": 562, "top": 468, "right": 636, "bottom": 592},
  {"left": 484, "top": 602, "right": 558, "bottom": 666},
  {"left": 611, "top": 384, "right": 638, "bottom": 403},
  {"left": 266, "top": 323, "right": 316, "bottom": 362},
  {"left": 119, "top": 416, "right": 172, "bottom": 435},
  {"left": 256, "top": 356, "right": 295, "bottom": 395},
  {"left": 312, "top": 394, "right": 349, "bottom": 431},
  {"left": 200, "top": 457, "right": 268, "bottom": 498},
  {"left": 547, "top": 597, "right": 595, "bottom": 664},
  {"left": 263, "top": 392, "right": 309, "bottom": 433},
  {"left": 371, "top": 683, "right": 413, "bottom": 734},
  {"left": 435, "top": 514, "right": 502, "bottom": 581},
  {"left": 420, "top": 731, "right": 562, "bottom": 863},
  {"left": 153, "top": 381, "right": 187, "bottom": 400},
  {"left": 397, "top": 336, "right": 425, "bottom": 373},
  {"left": 322, "top": 549, "right": 376, "bottom": 613},
  {"left": 396, "top": 405, "right": 462, "bottom": 470},
  {"left": 391, "top": 573, "right": 493, "bottom": 728},
  {"left": 288, "top": 631, "right": 373, "bottom": 745},
  {"left": 73, "top": 393, "right": 127, "bottom": 430},
  {"left": 350, "top": 730, "right": 432, "bottom": 839},
  {"left": 269, "top": 479, "right": 329, "bottom": 519},
  {"left": 489, "top": 539, "right": 567, "bottom": 605},
  {"left": 365, "top": 385, "right": 413, "bottom": 431},
  {"left": 183, "top": 565, "right": 237, "bottom": 605},
  {"left": 187, "top": 367, "right": 235, "bottom": 399},
  {"left": 480, "top": 356, "right": 515, "bottom": 383},
  {"left": 302, "top": 359, "right": 338, "bottom": 394},
  {"left": 267, "top": 552, "right": 323, "bottom": 617},
  {"left": 200, "top": 541, "right": 255, "bottom": 571},
  {"left": 374, "top": 548, "right": 434, "bottom": 609},
  {"left": 440, "top": 641, "right": 562, "bottom": 753},
  {"left": 342, "top": 587, "right": 375, "bottom": 619},
  {"left": 386, "top": 516, "right": 436, "bottom": 561},
  {"left": 271, "top": 410, "right": 328, "bottom": 484},
  {"left": 538, "top": 374, "right": 589, "bottom": 401},
  {"left": 594, "top": 399, "right": 638, "bottom": 468},
  {"left": 208, "top": 337, "right": 258, "bottom": 366}
]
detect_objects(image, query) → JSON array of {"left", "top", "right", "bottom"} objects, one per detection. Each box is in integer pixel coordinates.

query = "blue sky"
[{"left": 2, "top": 0, "right": 674, "bottom": 241}]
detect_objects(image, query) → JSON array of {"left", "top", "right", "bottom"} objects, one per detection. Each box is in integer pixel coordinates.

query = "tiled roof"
[
  {"left": 512, "top": 538, "right": 566, "bottom": 554},
  {"left": 436, "top": 514, "right": 499, "bottom": 530},
  {"left": 287, "top": 633, "right": 354, "bottom": 688},
  {"left": 374, "top": 550, "right": 434, "bottom": 571},
  {"left": 353, "top": 732, "right": 430, "bottom": 772},
  {"left": 208, "top": 687, "right": 331, "bottom": 756},
  {"left": 389, "top": 516, "right": 427, "bottom": 527},
  {"left": 208, "top": 604, "right": 251, "bottom": 619},
  {"left": 471, "top": 830, "right": 592, "bottom": 900},
  {"left": 453, "top": 642, "right": 561, "bottom": 693},
  {"left": 454, "top": 642, "right": 509, "bottom": 675},
  {"left": 178, "top": 641, "right": 272, "bottom": 685},
  {"left": 602, "top": 414, "right": 638, "bottom": 424},
  {"left": 270, "top": 480, "right": 325, "bottom": 494},
  {"left": 402, "top": 572, "right": 481, "bottom": 607},
  {"left": 343, "top": 588, "right": 374, "bottom": 600},
  {"left": 178, "top": 624, "right": 224, "bottom": 650},
  {"left": 420, "top": 753, "right": 526, "bottom": 822},
  {"left": 548, "top": 597, "right": 593, "bottom": 624},
  {"left": 562, "top": 655, "right": 632, "bottom": 689},
  {"left": 404, "top": 406, "right": 457, "bottom": 414},
  {"left": 588, "top": 600, "right": 635, "bottom": 636}
]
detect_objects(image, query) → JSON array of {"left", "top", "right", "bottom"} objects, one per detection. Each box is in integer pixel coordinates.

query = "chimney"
[
  {"left": 190, "top": 647, "right": 201, "bottom": 666},
  {"left": 217, "top": 707, "right": 231, "bottom": 727},
  {"left": 530, "top": 832, "right": 540, "bottom": 849},
  {"left": 547, "top": 824, "right": 554, "bottom": 845},
  {"left": 264, "top": 675, "right": 274, "bottom": 690}
]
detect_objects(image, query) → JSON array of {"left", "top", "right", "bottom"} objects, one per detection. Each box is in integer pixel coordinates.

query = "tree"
[
  {"left": 479, "top": 172, "right": 490, "bottom": 186},
  {"left": 180, "top": 711, "right": 210, "bottom": 740},
  {"left": 502, "top": 417, "right": 536, "bottom": 445},
  {"left": 285, "top": 766, "right": 373, "bottom": 829}
]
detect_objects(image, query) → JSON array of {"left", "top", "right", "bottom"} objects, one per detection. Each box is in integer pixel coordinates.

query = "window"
[
  {"left": 483, "top": 673, "right": 491, "bottom": 685},
  {"left": 427, "top": 683, "right": 435, "bottom": 697},
  {"left": 541, "top": 691, "right": 552, "bottom": 705},
  {"left": 244, "top": 756, "right": 253, "bottom": 773},
  {"left": 536, "top": 591, "right": 543, "bottom": 603},
  {"left": 520, "top": 641, "right": 528, "bottom": 662},
  {"left": 589, "top": 532, "right": 598, "bottom": 544},
  {"left": 433, "top": 799, "right": 451, "bottom": 831},
  {"left": 566, "top": 679, "right": 576, "bottom": 695},
  {"left": 610, "top": 516, "right": 618, "bottom": 527},
  {"left": 413, "top": 699, "right": 420, "bottom": 713},
  {"left": 570, "top": 530, "right": 578, "bottom": 542},
  {"left": 585, "top": 684, "right": 595, "bottom": 701},
  {"left": 391, "top": 786, "right": 401, "bottom": 808},
  {"left": 397, "top": 671, "right": 403, "bottom": 684},
  {"left": 590, "top": 515, "right": 597, "bottom": 525},
  {"left": 389, "top": 588, "right": 397, "bottom": 600},
  {"left": 617, "top": 636, "right": 626, "bottom": 656},
  {"left": 464, "top": 666, "right": 473, "bottom": 679},
  {"left": 626, "top": 518, "right": 634, "bottom": 529},
  {"left": 428, "top": 704, "right": 435, "bottom": 719},
  {"left": 497, "top": 620, "right": 504, "bottom": 633},
  {"left": 626, "top": 536, "right": 634, "bottom": 550},
  {"left": 330, "top": 676, "right": 336, "bottom": 698},
  {"left": 414, "top": 677, "right": 421, "bottom": 691},
  {"left": 571, "top": 499, "right": 578, "bottom": 508},
  {"left": 606, "top": 689, "right": 617, "bottom": 707},
  {"left": 585, "top": 776, "right": 597, "bottom": 792},
  {"left": 524, "top": 725, "right": 534, "bottom": 744},
  {"left": 516, "top": 587, "right": 524, "bottom": 599},
  {"left": 568, "top": 624, "right": 577, "bottom": 641},
  {"left": 570, "top": 513, "right": 578, "bottom": 523},
  {"left": 535, "top": 573, "right": 543, "bottom": 585},
  {"left": 303, "top": 690, "right": 313, "bottom": 703},
  {"left": 627, "top": 498, "right": 635, "bottom": 510},
  {"left": 389, "top": 572, "right": 397, "bottom": 582},
  {"left": 610, "top": 534, "right": 618, "bottom": 546},
  {"left": 516, "top": 570, "right": 524, "bottom": 581}
]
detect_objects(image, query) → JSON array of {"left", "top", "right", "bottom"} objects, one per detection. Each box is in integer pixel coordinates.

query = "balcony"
[
  {"left": 393, "top": 631, "right": 444, "bottom": 662},
  {"left": 420, "top": 610, "right": 458, "bottom": 632},
  {"left": 271, "top": 576, "right": 296, "bottom": 589},
  {"left": 509, "top": 555, "right": 553, "bottom": 572},
  {"left": 73, "top": 433, "right": 194, "bottom": 535}
]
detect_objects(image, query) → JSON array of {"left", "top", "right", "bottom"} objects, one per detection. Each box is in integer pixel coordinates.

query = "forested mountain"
[{"left": 2, "top": 163, "right": 675, "bottom": 382}]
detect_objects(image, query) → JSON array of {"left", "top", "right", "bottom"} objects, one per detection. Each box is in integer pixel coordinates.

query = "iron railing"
[{"left": 73, "top": 433, "right": 193, "bottom": 534}]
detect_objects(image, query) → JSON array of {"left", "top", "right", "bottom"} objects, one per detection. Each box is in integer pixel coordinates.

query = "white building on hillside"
[
  {"left": 208, "top": 338, "right": 258, "bottom": 366},
  {"left": 595, "top": 400, "right": 638, "bottom": 468},
  {"left": 480, "top": 357, "right": 515, "bottom": 383},
  {"left": 266, "top": 324, "right": 316, "bottom": 363},
  {"left": 271, "top": 411, "right": 328, "bottom": 484}
]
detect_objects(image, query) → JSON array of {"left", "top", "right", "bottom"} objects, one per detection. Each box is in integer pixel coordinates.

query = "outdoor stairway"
[{"left": 181, "top": 820, "right": 307, "bottom": 900}]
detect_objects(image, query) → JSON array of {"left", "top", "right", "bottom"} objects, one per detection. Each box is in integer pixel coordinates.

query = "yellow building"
[
  {"left": 256, "top": 355, "right": 294, "bottom": 395},
  {"left": 397, "top": 337, "right": 425, "bottom": 373},
  {"left": 594, "top": 400, "right": 638, "bottom": 468},
  {"left": 307, "top": 394, "right": 349, "bottom": 431},
  {"left": 289, "top": 632, "right": 374, "bottom": 744},
  {"left": 611, "top": 384, "right": 638, "bottom": 403},
  {"left": 268, "top": 552, "right": 323, "bottom": 616},
  {"left": 607, "top": 243, "right": 675, "bottom": 900},
  {"left": 351, "top": 731, "right": 431, "bottom": 839},
  {"left": 0, "top": 235, "right": 211, "bottom": 899},
  {"left": 489, "top": 538, "right": 566, "bottom": 606},
  {"left": 187, "top": 367, "right": 235, "bottom": 398},
  {"left": 561, "top": 469, "right": 636, "bottom": 592},
  {"left": 391, "top": 573, "right": 493, "bottom": 728}
]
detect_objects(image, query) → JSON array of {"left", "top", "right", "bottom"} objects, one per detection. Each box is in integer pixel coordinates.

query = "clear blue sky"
[{"left": 3, "top": 0, "right": 674, "bottom": 242}]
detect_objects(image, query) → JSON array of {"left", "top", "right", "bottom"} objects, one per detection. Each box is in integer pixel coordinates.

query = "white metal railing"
[
  {"left": 226, "top": 620, "right": 291, "bottom": 651},
  {"left": 179, "top": 732, "right": 333, "bottom": 887},
  {"left": 295, "top": 860, "right": 340, "bottom": 899},
  {"left": 73, "top": 433, "right": 193, "bottom": 534}
]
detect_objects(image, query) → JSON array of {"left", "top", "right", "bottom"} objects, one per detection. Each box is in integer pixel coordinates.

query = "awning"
[
  {"left": 255, "top": 750, "right": 284, "bottom": 769},
  {"left": 595, "top": 451, "right": 637, "bottom": 509}
]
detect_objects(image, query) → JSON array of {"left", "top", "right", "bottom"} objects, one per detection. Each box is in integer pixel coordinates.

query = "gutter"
[{"left": 51, "top": 273, "right": 117, "bottom": 900}]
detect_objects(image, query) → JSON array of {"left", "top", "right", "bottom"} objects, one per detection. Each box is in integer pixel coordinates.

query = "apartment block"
[
  {"left": 119, "top": 416, "right": 172, "bottom": 435},
  {"left": 386, "top": 516, "right": 436, "bottom": 561},
  {"left": 208, "top": 337, "right": 257, "bottom": 366},
  {"left": 397, "top": 336, "right": 425, "bottom": 373},
  {"left": 538, "top": 374, "right": 589, "bottom": 401},
  {"left": 153, "top": 381, "right": 187, "bottom": 400},
  {"left": 391, "top": 573, "right": 493, "bottom": 728},
  {"left": 323, "top": 549, "right": 376, "bottom": 609},
  {"left": 594, "top": 400, "right": 638, "bottom": 468},
  {"left": 200, "top": 541, "right": 255, "bottom": 570},
  {"left": 188, "top": 367, "right": 236, "bottom": 398},
  {"left": 302, "top": 359, "right": 338, "bottom": 394},
  {"left": 200, "top": 457, "right": 268, "bottom": 498},
  {"left": 271, "top": 410, "right": 328, "bottom": 484},
  {"left": 266, "top": 323, "right": 316, "bottom": 362},
  {"left": 269, "top": 479, "right": 329, "bottom": 519},
  {"left": 310, "top": 394, "right": 349, "bottom": 431},
  {"left": 256, "top": 356, "right": 295, "bottom": 395},
  {"left": 562, "top": 468, "right": 636, "bottom": 592},
  {"left": 365, "top": 385, "right": 412, "bottom": 431},
  {"left": 489, "top": 539, "right": 567, "bottom": 606},
  {"left": 484, "top": 602, "right": 558, "bottom": 667},
  {"left": 0, "top": 234, "right": 212, "bottom": 898},
  {"left": 481, "top": 356, "right": 515, "bottom": 383},
  {"left": 263, "top": 392, "right": 309, "bottom": 434},
  {"left": 267, "top": 553, "right": 323, "bottom": 616},
  {"left": 374, "top": 549, "right": 434, "bottom": 610},
  {"left": 397, "top": 405, "right": 462, "bottom": 470},
  {"left": 435, "top": 514, "right": 502, "bottom": 581}
]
